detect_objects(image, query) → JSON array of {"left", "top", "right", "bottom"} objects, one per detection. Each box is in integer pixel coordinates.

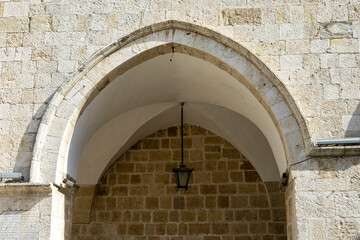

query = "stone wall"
[
  {"left": 72, "top": 125, "right": 286, "bottom": 239},
  {"left": 0, "top": 183, "right": 52, "bottom": 239},
  {"left": 0, "top": 0, "right": 359, "bottom": 181},
  {"left": 289, "top": 156, "right": 360, "bottom": 239}
]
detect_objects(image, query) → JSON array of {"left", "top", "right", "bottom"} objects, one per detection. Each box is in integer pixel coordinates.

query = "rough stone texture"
[
  {"left": 72, "top": 125, "right": 286, "bottom": 239},
  {"left": 221, "top": 8, "right": 262, "bottom": 26},
  {"left": 0, "top": 183, "right": 52, "bottom": 240},
  {"left": 0, "top": 0, "right": 357, "bottom": 180},
  {"left": 289, "top": 157, "right": 360, "bottom": 240},
  {"left": 0, "top": 0, "right": 358, "bottom": 239}
]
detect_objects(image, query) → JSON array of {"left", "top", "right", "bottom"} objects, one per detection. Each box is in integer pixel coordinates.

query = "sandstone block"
[
  {"left": 290, "top": 6, "right": 305, "bottom": 23},
  {"left": 115, "top": 163, "right": 134, "bottom": 173},
  {"left": 15, "top": 47, "right": 31, "bottom": 61},
  {"left": 206, "top": 196, "right": 216, "bottom": 208},
  {"left": 200, "top": 185, "right": 217, "bottom": 195},
  {"left": 170, "top": 138, "right": 192, "bottom": 149},
  {"left": 205, "top": 152, "right": 221, "bottom": 160},
  {"left": 320, "top": 53, "right": 338, "bottom": 68},
  {"left": 212, "top": 223, "right": 229, "bottom": 235},
  {"left": 339, "top": 54, "right": 356, "bottom": 67},
  {"left": 188, "top": 223, "right": 210, "bottom": 235},
  {"left": 167, "top": 126, "right": 178, "bottom": 137},
  {"left": 320, "top": 22, "right": 353, "bottom": 38},
  {"left": 153, "top": 211, "right": 168, "bottom": 222},
  {"left": 212, "top": 172, "right": 229, "bottom": 183},
  {"left": 130, "top": 175, "right": 141, "bottom": 184},
  {"left": 117, "top": 174, "right": 129, "bottom": 184},
  {"left": 323, "top": 84, "right": 340, "bottom": 100},
  {"left": 230, "top": 223, "right": 248, "bottom": 234},
  {"left": 106, "top": 197, "right": 116, "bottom": 210},
  {"left": 276, "top": 6, "right": 290, "bottom": 24},
  {"left": 218, "top": 184, "right": 237, "bottom": 194},
  {"left": 130, "top": 186, "right": 148, "bottom": 196},
  {"left": 96, "top": 212, "right": 110, "bottom": 222},
  {"left": 205, "top": 145, "right": 221, "bottom": 152},
  {"left": 269, "top": 193, "right": 285, "bottom": 208},
  {"left": 280, "top": 54, "right": 303, "bottom": 69},
  {"left": 142, "top": 139, "right": 160, "bottom": 149},
  {"left": 161, "top": 139, "right": 169, "bottom": 148},
  {"left": 117, "top": 224, "right": 126, "bottom": 234},
  {"left": 340, "top": 83, "right": 360, "bottom": 99},
  {"left": 30, "top": 16, "right": 52, "bottom": 32},
  {"left": 146, "top": 197, "right": 159, "bottom": 210},
  {"left": 205, "top": 136, "right": 224, "bottom": 144},
  {"left": 268, "top": 222, "right": 286, "bottom": 234},
  {"left": 222, "top": 8, "right": 261, "bottom": 26},
  {"left": 167, "top": 223, "right": 177, "bottom": 235},
  {"left": 249, "top": 222, "right": 267, "bottom": 233},
  {"left": 89, "top": 223, "right": 104, "bottom": 235},
  {"left": 329, "top": 39, "right": 358, "bottom": 53},
  {"left": 117, "top": 197, "right": 143, "bottom": 210},
  {"left": 173, "top": 196, "right": 185, "bottom": 210},
  {"left": 244, "top": 171, "right": 261, "bottom": 182},
  {"left": 280, "top": 23, "right": 304, "bottom": 40},
  {"left": 127, "top": 223, "right": 144, "bottom": 235},
  {"left": 0, "top": 104, "right": 9, "bottom": 119},
  {"left": 52, "top": 15, "right": 78, "bottom": 32},
  {"left": 310, "top": 39, "right": 330, "bottom": 53},
  {"left": 149, "top": 150, "right": 171, "bottom": 161},
  {"left": 189, "top": 149, "right": 203, "bottom": 161},
  {"left": 0, "top": 17, "right": 29, "bottom": 32},
  {"left": 249, "top": 195, "right": 269, "bottom": 208},
  {"left": 3, "top": 2, "right": 29, "bottom": 17},
  {"left": 75, "top": 196, "right": 92, "bottom": 210},
  {"left": 181, "top": 211, "right": 196, "bottom": 222},
  {"left": 186, "top": 196, "right": 204, "bottom": 209},
  {"left": 160, "top": 197, "right": 172, "bottom": 209},
  {"left": 286, "top": 40, "right": 310, "bottom": 54},
  {"left": 349, "top": 4, "right": 360, "bottom": 21},
  {"left": 259, "top": 209, "right": 271, "bottom": 221},
  {"left": 169, "top": 211, "right": 179, "bottom": 222},
  {"left": 217, "top": 196, "right": 229, "bottom": 208},
  {"left": 256, "top": 41, "right": 286, "bottom": 56}
]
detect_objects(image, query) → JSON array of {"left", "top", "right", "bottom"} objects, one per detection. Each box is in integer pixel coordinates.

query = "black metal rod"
[{"left": 180, "top": 102, "right": 184, "bottom": 165}]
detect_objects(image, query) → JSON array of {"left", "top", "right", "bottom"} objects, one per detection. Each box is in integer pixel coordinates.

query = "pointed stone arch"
[{"left": 30, "top": 20, "right": 310, "bottom": 185}]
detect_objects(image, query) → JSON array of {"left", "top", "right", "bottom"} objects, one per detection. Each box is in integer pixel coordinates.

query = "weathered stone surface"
[
  {"left": 321, "top": 22, "right": 353, "bottom": 38},
  {"left": 0, "top": 211, "right": 38, "bottom": 238},
  {"left": 0, "top": 17, "right": 29, "bottom": 32},
  {"left": 0, "top": 0, "right": 358, "bottom": 239},
  {"left": 70, "top": 125, "right": 285, "bottom": 239},
  {"left": 221, "top": 8, "right": 262, "bottom": 26},
  {"left": 329, "top": 39, "right": 358, "bottom": 53},
  {"left": 30, "top": 16, "right": 52, "bottom": 32}
]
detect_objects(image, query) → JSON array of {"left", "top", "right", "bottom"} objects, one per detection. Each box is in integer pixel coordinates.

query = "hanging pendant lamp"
[{"left": 173, "top": 102, "right": 193, "bottom": 191}]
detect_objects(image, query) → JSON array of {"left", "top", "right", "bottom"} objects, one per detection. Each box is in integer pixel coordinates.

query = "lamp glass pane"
[{"left": 178, "top": 170, "right": 189, "bottom": 187}]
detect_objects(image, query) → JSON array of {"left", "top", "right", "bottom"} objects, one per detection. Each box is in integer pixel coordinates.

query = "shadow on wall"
[
  {"left": 13, "top": 95, "right": 53, "bottom": 182},
  {"left": 344, "top": 102, "right": 360, "bottom": 138}
]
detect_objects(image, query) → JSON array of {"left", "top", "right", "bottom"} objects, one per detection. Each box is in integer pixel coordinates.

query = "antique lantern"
[{"left": 173, "top": 102, "right": 193, "bottom": 190}]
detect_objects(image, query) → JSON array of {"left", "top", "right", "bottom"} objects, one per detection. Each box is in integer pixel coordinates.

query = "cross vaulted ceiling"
[{"left": 67, "top": 53, "right": 286, "bottom": 184}]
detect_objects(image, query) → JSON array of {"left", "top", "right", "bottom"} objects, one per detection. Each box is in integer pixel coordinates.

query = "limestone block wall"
[
  {"left": 0, "top": 184, "right": 52, "bottom": 239},
  {"left": 0, "top": 0, "right": 359, "bottom": 181},
  {"left": 72, "top": 125, "right": 286, "bottom": 239},
  {"left": 288, "top": 156, "right": 360, "bottom": 239}
]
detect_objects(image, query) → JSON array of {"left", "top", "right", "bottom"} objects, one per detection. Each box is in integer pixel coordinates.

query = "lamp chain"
[{"left": 180, "top": 102, "right": 184, "bottom": 165}]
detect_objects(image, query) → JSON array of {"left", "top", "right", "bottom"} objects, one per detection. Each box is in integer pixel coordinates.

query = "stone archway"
[{"left": 29, "top": 21, "right": 309, "bottom": 238}]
